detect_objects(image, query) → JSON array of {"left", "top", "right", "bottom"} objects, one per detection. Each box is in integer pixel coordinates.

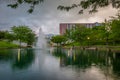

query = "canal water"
[{"left": 0, "top": 48, "right": 120, "bottom": 80}]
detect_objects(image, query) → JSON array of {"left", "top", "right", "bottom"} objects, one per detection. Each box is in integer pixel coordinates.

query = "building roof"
[{"left": 60, "top": 22, "right": 101, "bottom": 25}]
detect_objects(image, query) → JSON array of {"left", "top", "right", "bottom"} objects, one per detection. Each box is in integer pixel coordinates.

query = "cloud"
[{"left": 0, "top": 0, "right": 118, "bottom": 34}]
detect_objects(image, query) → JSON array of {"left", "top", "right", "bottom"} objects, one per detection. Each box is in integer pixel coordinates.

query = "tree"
[
  {"left": 8, "top": 0, "right": 120, "bottom": 14},
  {"left": 11, "top": 26, "right": 36, "bottom": 47},
  {"left": 25, "top": 32, "right": 36, "bottom": 46},
  {"left": 0, "top": 30, "right": 15, "bottom": 42},
  {"left": 110, "top": 19, "right": 120, "bottom": 45},
  {"left": 5, "top": 31, "right": 15, "bottom": 42},
  {"left": 90, "top": 25, "right": 109, "bottom": 45},
  {"left": 7, "top": 0, "right": 44, "bottom": 13},
  {"left": 0, "top": 31, "right": 7, "bottom": 40},
  {"left": 51, "top": 35, "right": 67, "bottom": 46},
  {"left": 58, "top": 0, "right": 120, "bottom": 14},
  {"left": 64, "top": 28, "right": 74, "bottom": 41},
  {"left": 104, "top": 11, "right": 120, "bottom": 45},
  {"left": 68, "top": 25, "right": 90, "bottom": 45}
]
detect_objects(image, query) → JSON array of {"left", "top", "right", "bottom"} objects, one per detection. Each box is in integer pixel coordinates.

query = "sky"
[{"left": 0, "top": 0, "right": 118, "bottom": 34}]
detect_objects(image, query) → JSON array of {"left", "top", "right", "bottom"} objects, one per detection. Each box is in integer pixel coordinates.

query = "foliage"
[
  {"left": 0, "top": 31, "right": 15, "bottom": 42},
  {"left": 58, "top": 0, "right": 120, "bottom": 14},
  {"left": 65, "top": 25, "right": 91, "bottom": 45},
  {"left": 89, "top": 25, "right": 109, "bottom": 45},
  {"left": 51, "top": 35, "right": 67, "bottom": 45},
  {"left": 0, "top": 31, "right": 7, "bottom": 40},
  {"left": 64, "top": 13, "right": 120, "bottom": 46},
  {"left": 57, "top": 11, "right": 120, "bottom": 46},
  {"left": 25, "top": 32, "right": 36, "bottom": 45},
  {"left": 8, "top": 0, "right": 120, "bottom": 14},
  {"left": 110, "top": 19, "right": 120, "bottom": 44},
  {"left": 5, "top": 31, "right": 15, "bottom": 42},
  {"left": 64, "top": 28, "right": 74, "bottom": 42},
  {"left": 8, "top": 0, "right": 44, "bottom": 13},
  {"left": 11, "top": 26, "right": 36, "bottom": 46}
]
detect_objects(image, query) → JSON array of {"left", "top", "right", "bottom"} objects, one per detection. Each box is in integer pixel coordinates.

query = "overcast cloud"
[{"left": 0, "top": 0, "right": 118, "bottom": 34}]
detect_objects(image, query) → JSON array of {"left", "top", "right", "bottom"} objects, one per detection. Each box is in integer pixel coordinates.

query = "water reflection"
[
  {"left": 0, "top": 49, "right": 16, "bottom": 61},
  {"left": 51, "top": 48, "right": 120, "bottom": 79},
  {"left": 17, "top": 49, "right": 21, "bottom": 61},
  {"left": 12, "top": 49, "right": 35, "bottom": 70},
  {"left": 112, "top": 53, "right": 120, "bottom": 76},
  {"left": 0, "top": 48, "right": 120, "bottom": 80},
  {"left": 0, "top": 49, "right": 35, "bottom": 70}
]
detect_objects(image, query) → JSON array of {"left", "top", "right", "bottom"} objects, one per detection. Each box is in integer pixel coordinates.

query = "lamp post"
[{"left": 87, "top": 37, "right": 90, "bottom": 47}]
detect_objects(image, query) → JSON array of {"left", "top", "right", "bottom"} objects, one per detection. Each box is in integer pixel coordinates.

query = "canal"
[{"left": 0, "top": 48, "right": 120, "bottom": 80}]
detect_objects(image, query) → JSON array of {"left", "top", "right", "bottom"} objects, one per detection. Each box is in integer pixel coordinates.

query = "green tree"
[
  {"left": 64, "top": 28, "right": 74, "bottom": 42},
  {"left": 8, "top": 0, "right": 44, "bottom": 13},
  {"left": 8, "top": 0, "right": 120, "bottom": 14},
  {"left": 110, "top": 19, "right": 120, "bottom": 45},
  {"left": 25, "top": 32, "right": 36, "bottom": 46},
  {"left": 51, "top": 35, "right": 67, "bottom": 46},
  {"left": 58, "top": 0, "right": 120, "bottom": 14},
  {"left": 104, "top": 12, "right": 120, "bottom": 45},
  {"left": 5, "top": 31, "right": 15, "bottom": 42},
  {"left": 69, "top": 25, "right": 90, "bottom": 45},
  {"left": 0, "top": 31, "right": 6, "bottom": 40},
  {"left": 11, "top": 26, "right": 36, "bottom": 47},
  {"left": 90, "top": 25, "right": 108, "bottom": 45}
]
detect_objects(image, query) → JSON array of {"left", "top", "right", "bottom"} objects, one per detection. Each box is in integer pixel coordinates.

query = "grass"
[
  {"left": 63, "top": 42, "right": 120, "bottom": 52},
  {"left": 0, "top": 40, "right": 19, "bottom": 48}
]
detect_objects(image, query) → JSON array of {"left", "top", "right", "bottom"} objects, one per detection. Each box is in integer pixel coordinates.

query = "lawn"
[{"left": 0, "top": 40, "right": 18, "bottom": 48}]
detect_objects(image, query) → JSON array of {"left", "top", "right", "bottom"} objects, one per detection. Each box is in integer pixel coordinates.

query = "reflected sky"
[{"left": 0, "top": 48, "right": 120, "bottom": 80}]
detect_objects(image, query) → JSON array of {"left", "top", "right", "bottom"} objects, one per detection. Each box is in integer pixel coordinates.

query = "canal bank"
[
  {"left": 62, "top": 45, "right": 120, "bottom": 52},
  {"left": 0, "top": 41, "right": 31, "bottom": 49}
]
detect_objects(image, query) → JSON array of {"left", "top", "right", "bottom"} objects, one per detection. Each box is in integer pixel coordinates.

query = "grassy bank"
[
  {"left": 62, "top": 43, "right": 120, "bottom": 52},
  {"left": 0, "top": 40, "right": 19, "bottom": 49},
  {"left": 95, "top": 45, "right": 120, "bottom": 52}
]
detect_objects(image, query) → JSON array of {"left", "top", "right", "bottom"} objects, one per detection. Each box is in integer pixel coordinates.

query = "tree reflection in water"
[
  {"left": 0, "top": 49, "right": 16, "bottom": 61},
  {"left": 0, "top": 49, "right": 35, "bottom": 70},
  {"left": 12, "top": 48, "right": 35, "bottom": 70},
  {"left": 51, "top": 48, "right": 120, "bottom": 78}
]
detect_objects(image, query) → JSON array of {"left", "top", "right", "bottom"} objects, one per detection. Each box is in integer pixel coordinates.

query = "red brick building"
[{"left": 59, "top": 22, "right": 101, "bottom": 35}]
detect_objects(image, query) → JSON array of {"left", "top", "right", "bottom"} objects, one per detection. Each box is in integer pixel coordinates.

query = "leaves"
[
  {"left": 7, "top": 0, "right": 120, "bottom": 14},
  {"left": 12, "top": 26, "right": 35, "bottom": 45},
  {"left": 58, "top": 0, "right": 120, "bottom": 14},
  {"left": 110, "top": 19, "right": 120, "bottom": 41},
  {"left": 8, "top": 0, "right": 44, "bottom": 13},
  {"left": 28, "top": 8, "right": 34, "bottom": 13},
  {"left": 51, "top": 35, "right": 67, "bottom": 45},
  {"left": 65, "top": 25, "right": 90, "bottom": 44},
  {"left": 7, "top": 3, "right": 18, "bottom": 9}
]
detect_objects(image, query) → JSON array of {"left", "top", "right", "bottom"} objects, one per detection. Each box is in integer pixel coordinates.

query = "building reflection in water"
[{"left": 52, "top": 48, "right": 120, "bottom": 79}]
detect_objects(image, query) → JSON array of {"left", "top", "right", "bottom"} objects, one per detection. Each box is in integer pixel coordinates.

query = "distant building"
[
  {"left": 45, "top": 34, "right": 56, "bottom": 42},
  {"left": 59, "top": 22, "right": 101, "bottom": 35}
]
